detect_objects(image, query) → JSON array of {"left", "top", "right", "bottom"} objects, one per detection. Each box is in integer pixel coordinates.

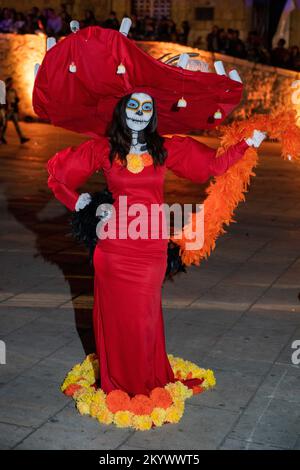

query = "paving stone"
[
  {"left": 14, "top": 403, "right": 133, "bottom": 450},
  {"left": 219, "top": 437, "right": 284, "bottom": 450},
  {"left": 0, "top": 374, "right": 68, "bottom": 427},
  {"left": 211, "top": 324, "right": 294, "bottom": 363},
  {"left": 190, "top": 369, "right": 263, "bottom": 413},
  {"left": 190, "top": 282, "right": 266, "bottom": 311},
  {"left": 0, "top": 422, "right": 35, "bottom": 449},
  {"left": 228, "top": 398, "right": 300, "bottom": 449},
  {"left": 126, "top": 404, "right": 239, "bottom": 450},
  {"left": 166, "top": 317, "right": 228, "bottom": 362},
  {"left": 0, "top": 306, "right": 42, "bottom": 336}
]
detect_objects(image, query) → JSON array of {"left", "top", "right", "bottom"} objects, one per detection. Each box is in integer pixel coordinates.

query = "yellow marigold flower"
[
  {"left": 75, "top": 389, "right": 95, "bottom": 405},
  {"left": 165, "top": 381, "right": 192, "bottom": 401},
  {"left": 77, "top": 378, "right": 94, "bottom": 389},
  {"left": 165, "top": 404, "right": 184, "bottom": 424},
  {"left": 151, "top": 408, "right": 166, "bottom": 427},
  {"left": 92, "top": 389, "right": 106, "bottom": 404},
  {"left": 202, "top": 370, "right": 216, "bottom": 389},
  {"left": 89, "top": 391, "right": 107, "bottom": 418},
  {"left": 114, "top": 411, "right": 133, "bottom": 428},
  {"left": 73, "top": 388, "right": 87, "bottom": 400},
  {"left": 61, "top": 366, "right": 82, "bottom": 391},
  {"left": 172, "top": 398, "right": 185, "bottom": 409},
  {"left": 132, "top": 415, "right": 153, "bottom": 431},
  {"left": 90, "top": 401, "right": 103, "bottom": 418},
  {"left": 97, "top": 408, "right": 114, "bottom": 425},
  {"left": 126, "top": 154, "right": 144, "bottom": 174},
  {"left": 76, "top": 400, "right": 90, "bottom": 416},
  {"left": 82, "top": 353, "right": 97, "bottom": 367}
]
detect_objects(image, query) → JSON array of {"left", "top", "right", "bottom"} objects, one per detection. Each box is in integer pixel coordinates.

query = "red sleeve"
[
  {"left": 47, "top": 137, "right": 110, "bottom": 211},
  {"left": 164, "top": 135, "right": 250, "bottom": 184}
]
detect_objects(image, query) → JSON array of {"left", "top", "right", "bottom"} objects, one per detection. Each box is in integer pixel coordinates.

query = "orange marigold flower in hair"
[
  {"left": 129, "top": 394, "right": 154, "bottom": 415},
  {"left": 106, "top": 390, "right": 131, "bottom": 413},
  {"left": 150, "top": 387, "right": 173, "bottom": 409}
]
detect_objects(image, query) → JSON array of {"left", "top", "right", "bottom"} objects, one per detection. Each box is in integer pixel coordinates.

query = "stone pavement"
[{"left": 0, "top": 123, "right": 299, "bottom": 450}]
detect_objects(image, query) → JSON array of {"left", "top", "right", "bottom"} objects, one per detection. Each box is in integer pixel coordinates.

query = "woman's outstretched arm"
[
  {"left": 164, "top": 132, "right": 264, "bottom": 184},
  {"left": 47, "top": 137, "right": 110, "bottom": 211}
]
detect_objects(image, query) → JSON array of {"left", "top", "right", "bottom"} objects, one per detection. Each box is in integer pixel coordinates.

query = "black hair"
[{"left": 107, "top": 93, "right": 167, "bottom": 167}]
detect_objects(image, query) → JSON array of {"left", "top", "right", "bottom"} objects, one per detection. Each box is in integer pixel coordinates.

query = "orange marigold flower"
[
  {"left": 64, "top": 384, "right": 83, "bottom": 397},
  {"left": 150, "top": 388, "right": 173, "bottom": 409},
  {"left": 129, "top": 394, "right": 154, "bottom": 415},
  {"left": 142, "top": 153, "right": 153, "bottom": 166},
  {"left": 106, "top": 390, "right": 131, "bottom": 413},
  {"left": 192, "top": 385, "right": 204, "bottom": 395}
]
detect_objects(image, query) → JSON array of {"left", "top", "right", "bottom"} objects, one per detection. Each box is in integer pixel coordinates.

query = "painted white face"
[{"left": 125, "top": 92, "right": 153, "bottom": 131}]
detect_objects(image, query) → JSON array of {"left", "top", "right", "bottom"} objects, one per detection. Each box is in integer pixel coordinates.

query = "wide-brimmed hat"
[{"left": 32, "top": 26, "right": 243, "bottom": 137}]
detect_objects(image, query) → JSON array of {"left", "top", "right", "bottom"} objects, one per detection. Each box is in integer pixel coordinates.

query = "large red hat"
[{"left": 32, "top": 26, "right": 243, "bottom": 138}]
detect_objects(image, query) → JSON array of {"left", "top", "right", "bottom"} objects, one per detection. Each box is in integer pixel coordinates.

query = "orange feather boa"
[{"left": 171, "top": 110, "right": 300, "bottom": 266}]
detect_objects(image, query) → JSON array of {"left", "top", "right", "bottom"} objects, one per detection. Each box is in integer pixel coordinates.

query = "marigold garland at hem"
[
  {"left": 171, "top": 110, "right": 300, "bottom": 266},
  {"left": 61, "top": 354, "right": 216, "bottom": 431}
]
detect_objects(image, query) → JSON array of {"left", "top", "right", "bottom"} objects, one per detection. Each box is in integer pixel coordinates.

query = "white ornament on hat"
[
  {"left": 228, "top": 69, "right": 242, "bottom": 83},
  {"left": 214, "top": 109, "right": 222, "bottom": 119},
  {"left": 117, "top": 62, "right": 126, "bottom": 74},
  {"left": 0, "top": 80, "right": 6, "bottom": 104},
  {"left": 70, "top": 20, "right": 80, "bottom": 33},
  {"left": 177, "top": 97, "right": 187, "bottom": 108},
  {"left": 69, "top": 62, "right": 77, "bottom": 73},
  {"left": 46, "top": 37, "right": 56, "bottom": 51},
  {"left": 119, "top": 17, "right": 132, "bottom": 37},
  {"left": 34, "top": 64, "right": 40, "bottom": 80},
  {"left": 214, "top": 61, "right": 227, "bottom": 75}
]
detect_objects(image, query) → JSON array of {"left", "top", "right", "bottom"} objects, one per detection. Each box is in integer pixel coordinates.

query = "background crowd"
[
  {"left": 206, "top": 25, "right": 300, "bottom": 71},
  {"left": 0, "top": 5, "right": 299, "bottom": 71}
]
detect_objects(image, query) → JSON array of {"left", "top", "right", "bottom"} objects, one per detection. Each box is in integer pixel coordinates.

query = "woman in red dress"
[{"left": 47, "top": 90, "right": 262, "bottom": 398}]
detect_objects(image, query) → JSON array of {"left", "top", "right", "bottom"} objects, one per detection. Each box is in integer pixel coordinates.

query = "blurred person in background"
[
  {"left": 207, "top": 25, "right": 219, "bottom": 52},
  {"left": 288, "top": 45, "right": 300, "bottom": 71},
  {"left": 102, "top": 11, "right": 119, "bottom": 30},
  {"left": 128, "top": 14, "right": 143, "bottom": 39},
  {"left": 1, "top": 78, "right": 30, "bottom": 145},
  {"left": 0, "top": 104, "right": 6, "bottom": 145},
  {"left": 0, "top": 8, "right": 14, "bottom": 32},
  {"left": 12, "top": 12, "right": 26, "bottom": 34},
  {"left": 157, "top": 16, "right": 169, "bottom": 41},
  {"left": 58, "top": 3, "right": 72, "bottom": 35},
  {"left": 217, "top": 28, "right": 227, "bottom": 53},
  {"left": 271, "top": 38, "right": 290, "bottom": 68},
  {"left": 46, "top": 8, "right": 62, "bottom": 37},
  {"left": 81, "top": 9, "right": 98, "bottom": 28}
]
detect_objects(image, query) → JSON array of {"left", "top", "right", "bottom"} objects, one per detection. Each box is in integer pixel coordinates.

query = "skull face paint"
[{"left": 125, "top": 93, "right": 153, "bottom": 131}]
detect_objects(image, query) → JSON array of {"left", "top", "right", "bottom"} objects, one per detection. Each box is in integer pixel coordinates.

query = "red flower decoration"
[
  {"left": 64, "top": 384, "right": 83, "bottom": 397},
  {"left": 192, "top": 385, "right": 204, "bottom": 395},
  {"left": 129, "top": 394, "right": 154, "bottom": 415},
  {"left": 106, "top": 390, "right": 131, "bottom": 413},
  {"left": 150, "top": 387, "right": 173, "bottom": 409}
]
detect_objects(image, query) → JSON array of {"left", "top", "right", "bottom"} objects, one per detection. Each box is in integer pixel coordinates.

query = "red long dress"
[{"left": 47, "top": 135, "right": 249, "bottom": 397}]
